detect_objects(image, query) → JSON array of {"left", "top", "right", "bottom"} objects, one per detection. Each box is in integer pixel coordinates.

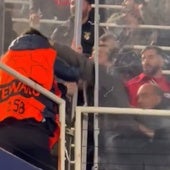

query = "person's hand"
[
  {"left": 71, "top": 40, "right": 83, "bottom": 53},
  {"left": 138, "top": 123, "right": 155, "bottom": 139},
  {"left": 64, "top": 82, "right": 78, "bottom": 96},
  {"left": 29, "top": 13, "right": 41, "bottom": 29}
]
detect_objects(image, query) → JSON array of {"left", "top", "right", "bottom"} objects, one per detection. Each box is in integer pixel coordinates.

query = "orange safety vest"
[{"left": 0, "top": 48, "right": 57, "bottom": 122}]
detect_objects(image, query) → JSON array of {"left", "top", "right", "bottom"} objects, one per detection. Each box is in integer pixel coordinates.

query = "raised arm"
[{"left": 53, "top": 42, "right": 94, "bottom": 84}]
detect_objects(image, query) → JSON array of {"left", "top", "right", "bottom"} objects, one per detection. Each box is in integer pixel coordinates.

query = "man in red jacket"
[{"left": 126, "top": 45, "right": 170, "bottom": 107}]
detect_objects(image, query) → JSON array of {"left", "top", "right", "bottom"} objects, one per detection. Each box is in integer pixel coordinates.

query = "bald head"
[{"left": 137, "top": 83, "right": 163, "bottom": 109}]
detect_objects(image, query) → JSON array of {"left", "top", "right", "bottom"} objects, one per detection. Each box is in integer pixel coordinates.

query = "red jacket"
[{"left": 126, "top": 73, "right": 170, "bottom": 107}]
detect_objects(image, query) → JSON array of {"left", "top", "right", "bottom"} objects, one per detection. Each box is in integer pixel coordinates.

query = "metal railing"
[
  {"left": 4, "top": 0, "right": 29, "bottom": 4},
  {"left": 91, "top": 4, "right": 122, "bottom": 9},
  {"left": 75, "top": 106, "right": 170, "bottom": 170}
]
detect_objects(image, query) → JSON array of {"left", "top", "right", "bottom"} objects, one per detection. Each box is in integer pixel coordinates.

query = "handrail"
[
  {"left": 124, "top": 45, "right": 170, "bottom": 51},
  {"left": 100, "top": 23, "right": 170, "bottom": 30},
  {"left": 75, "top": 106, "right": 170, "bottom": 170},
  {"left": 92, "top": 4, "right": 122, "bottom": 9},
  {"left": 4, "top": 0, "right": 29, "bottom": 4},
  {"left": 12, "top": 18, "right": 67, "bottom": 25},
  {"left": 12, "top": 18, "right": 170, "bottom": 31}
]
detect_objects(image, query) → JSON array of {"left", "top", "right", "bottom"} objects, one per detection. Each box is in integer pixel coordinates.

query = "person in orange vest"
[
  {"left": 0, "top": 27, "right": 94, "bottom": 170},
  {"left": 0, "top": 28, "right": 62, "bottom": 170}
]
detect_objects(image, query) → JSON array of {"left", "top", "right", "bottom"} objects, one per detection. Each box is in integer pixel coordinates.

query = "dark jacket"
[
  {"left": 99, "top": 65, "right": 129, "bottom": 107},
  {"left": 53, "top": 42, "right": 94, "bottom": 84}
]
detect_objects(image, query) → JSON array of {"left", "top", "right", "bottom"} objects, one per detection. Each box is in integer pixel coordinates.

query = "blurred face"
[
  {"left": 92, "top": 46, "right": 110, "bottom": 66},
  {"left": 137, "top": 84, "right": 161, "bottom": 109},
  {"left": 141, "top": 49, "right": 163, "bottom": 76}
]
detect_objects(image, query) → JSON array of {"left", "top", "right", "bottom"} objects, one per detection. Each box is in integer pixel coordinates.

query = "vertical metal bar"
[
  {"left": 74, "top": 0, "right": 82, "bottom": 47},
  {"left": 71, "top": 86, "right": 78, "bottom": 120},
  {"left": 94, "top": 0, "right": 100, "bottom": 107},
  {"left": 93, "top": 0, "right": 100, "bottom": 169},
  {"left": 75, "top": 107, "right": 82, "bottom": 170},
  {"left": 82, "top": 112, "right": 88, "bottom": 170},
  {"left": 74, "top": 1, "right": 90, "bottom": 170},
  {"left": 73, "top": 1, "right": 83, "bottom": 169},
  {"left": 0, "top": 0, "right": 5, "bottom": 55},
  {"left": 58, "top": 102, "right": 66, "bottom": 170}
]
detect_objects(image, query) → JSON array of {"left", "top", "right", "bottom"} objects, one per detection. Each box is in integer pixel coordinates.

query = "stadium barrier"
[{"left": 75, "top": 106, "right": 170, "bottom": 170}]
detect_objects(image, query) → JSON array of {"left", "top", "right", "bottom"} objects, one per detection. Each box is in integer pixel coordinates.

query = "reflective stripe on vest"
[{"left": 0, "top": 48, "right": 57, "bottom": 122}]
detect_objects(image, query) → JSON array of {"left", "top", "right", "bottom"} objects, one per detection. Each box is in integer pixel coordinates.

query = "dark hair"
[
  {"left": 99, "top": 32, "right": 119, "bottom": 61},
  {"left": 21, "top": 27, "right": 54, "bottom": 48},
  {"left": 22, "top": 27, "right": 49, "bottom": 41},
  {"left": 141, "top": 45, "right": 164, "bottom": 57}
]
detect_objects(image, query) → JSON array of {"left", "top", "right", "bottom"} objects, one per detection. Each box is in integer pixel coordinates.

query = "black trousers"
[{"left": 0, "top": 118, "right": 57, "bottom": 170}]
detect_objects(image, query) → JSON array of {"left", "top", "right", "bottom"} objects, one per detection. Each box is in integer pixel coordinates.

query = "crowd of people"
[{"left": 0, "top": 0, "right": 170, "bottom": 170}]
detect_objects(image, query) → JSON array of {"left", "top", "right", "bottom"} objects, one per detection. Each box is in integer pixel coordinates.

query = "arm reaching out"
[{"left": 53, "top": 42, "right": 94, "bottom": 84}]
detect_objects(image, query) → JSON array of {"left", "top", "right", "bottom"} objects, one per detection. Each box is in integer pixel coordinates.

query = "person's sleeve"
[
  {"left": 54, "top": 58, "right": 80, "bottom": 82},
  {"left": 53, "top": 42, "right": 94, "bottom": 84}
]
